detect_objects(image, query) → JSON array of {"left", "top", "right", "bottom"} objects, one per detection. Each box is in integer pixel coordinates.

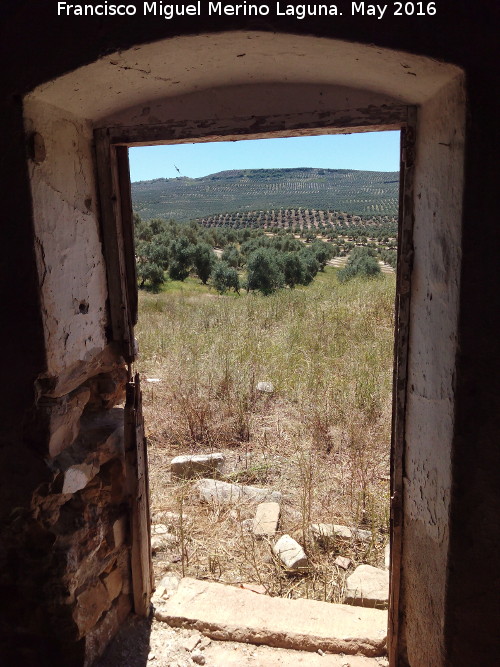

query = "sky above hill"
[{"left": 129, "top": 130, "right": 400, "bottom": 182}]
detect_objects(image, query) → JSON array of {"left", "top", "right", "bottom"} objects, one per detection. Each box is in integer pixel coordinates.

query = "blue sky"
[{"left": 129, "top": 131, "right": 400, "bottom": 182}]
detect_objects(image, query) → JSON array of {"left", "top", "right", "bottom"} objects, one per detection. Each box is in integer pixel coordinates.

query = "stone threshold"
[{"left": 155, "top": 577, "right": 387, "bottom": 658}]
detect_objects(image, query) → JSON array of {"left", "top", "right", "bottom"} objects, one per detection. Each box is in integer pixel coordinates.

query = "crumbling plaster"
[
  {"left": 100, "top": 82, "right": 401, "bottom": 136},
  {"left": 24, "top": 99, "right": 109, "bottom": 392}
]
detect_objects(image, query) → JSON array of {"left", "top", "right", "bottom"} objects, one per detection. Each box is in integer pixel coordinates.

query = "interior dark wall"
[
  {"left": 0, "top": 2, "right": 497, "bottom": 94},
  {"left": 0, "top": 3, "right": 498, "bottom": 665}
]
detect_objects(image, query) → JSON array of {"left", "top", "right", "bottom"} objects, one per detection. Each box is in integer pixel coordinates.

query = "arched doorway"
[{"left": 23, "top": 32, "right": 465, "bottom": 666}]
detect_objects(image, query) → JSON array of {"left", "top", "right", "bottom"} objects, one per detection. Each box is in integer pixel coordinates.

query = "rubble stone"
[
  {"left": 46, "top": 386, "right": 91, "bottom": 458},
  {"left": 112, "top": 516, "right": 127, "bottom": 548},
  {"left": 253, "top": 502, "right": 280, "bottom": 537},
  {"left": 151, "top": 533, "right": 177, "bottom": 552},
  {"left": 171, "top": 453, "right": 225, "bottom": 479},
  {"left": 334, "top": 556, "right": 352, "bottom": 570},
  {"left": 74, "top": 580, "right": 111, "bottom": 635},
  {"left": 273, "top": 534, "right": 308, "bottom": 570},
  {"left": 62, "top": 462, "right": 96, "bottom": 494},
  {"left": 151, "top": 510, "right": 181, "bottom": 525},
  {"left": 183, "top": 634, "right": 201, "bottom": 652},
  {"left": 196, "top": 478, "right": 281, "bottom": 505},
  {"left": 345, "top": 564, "right": 390, "bottom": 609},
  {"left": 102, "top": 568, "right": 123, "bottom": 601},
  {"left": 310, "top": 523, "right": 372, "bottom": 545},
  {"left": 152, "top": 523, "right": 169, "bottom": 535}
]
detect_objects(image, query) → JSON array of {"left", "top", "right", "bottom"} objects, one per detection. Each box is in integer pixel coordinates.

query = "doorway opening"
[
  {"left": 22, "top": 30, "right": 465, "bottom": 665},
  {"left": 128, "top": 131, "right": 401, "bottom": 610}
]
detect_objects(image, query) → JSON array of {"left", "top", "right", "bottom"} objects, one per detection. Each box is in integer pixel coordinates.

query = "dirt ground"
[{"left": 145, "top": 392, "right": 390, "bottom": 605}]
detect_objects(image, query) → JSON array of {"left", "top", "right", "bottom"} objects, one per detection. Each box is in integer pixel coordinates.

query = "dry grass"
[{"left": 134, "top": 268, "right": 395, "bottom": 601}]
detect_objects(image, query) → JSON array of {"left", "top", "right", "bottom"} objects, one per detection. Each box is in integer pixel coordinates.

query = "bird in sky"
[{"left": 174, "top": 164, "right": 181, "bottom": 175}]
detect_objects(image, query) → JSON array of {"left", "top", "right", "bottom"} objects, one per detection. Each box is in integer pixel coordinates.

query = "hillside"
[{"left": 131, "top": 167, "right": 399, "bottom": 221}]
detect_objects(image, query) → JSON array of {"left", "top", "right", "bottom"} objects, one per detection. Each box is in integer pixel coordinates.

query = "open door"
[
  {"left": 125, "top": 373, "right": 153, "bottom": 615},
  {"left": 95, "top": 134, "right": 153, "bottom": 615},
  {"left": 388, "top": 109, "right": 416, "bottom": 664}
]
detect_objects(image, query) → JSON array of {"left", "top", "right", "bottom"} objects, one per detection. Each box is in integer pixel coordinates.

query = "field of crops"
[
  {"left": 131, "top": 168, "right": 399, "bottom": 221},
  {"left": 198, "top": 207, "right": 397, "bottom": 236}
]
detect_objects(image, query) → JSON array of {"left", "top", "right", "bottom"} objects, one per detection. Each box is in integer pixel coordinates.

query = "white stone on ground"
[
  {"left": 256, "top": 381, "right": 274, "bottom": 393},
  {"left": 253, "top": 502, "right": 280, "bottom": 537},
  {"left": 334, "top": 555, "right": 352, "bottom": 570},
  {"left": 182, "top": 634, "right": 200, "bottom": 652},
  {"left": 152, "top": 524, "right": 169, "bottom": 535},
  {"left": 191, "top": 650, "right": 206, "bottom": 664},
  {"left": 345, "top": 564, "right": 390, "bottom": 609},
  {"left": 151, "top": 532, "right": 176, "bottom": 552},
  {"left": 171, "top": 453, "right": 225, "bottom": 479},
  {"left": 310, "top": 523, "right": 372, "bottom": 545},
  {"left": 241, "top": 518, "right": 254, "bottom": 532},
  {"left": 196, "top": 478, "right": 281, "bottom": 505},
  {"left": 273, "top": 534, "right": 308, "bottom": 570}
]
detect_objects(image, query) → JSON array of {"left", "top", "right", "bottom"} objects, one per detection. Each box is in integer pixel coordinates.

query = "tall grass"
[
  {"left": 136, "top": 270, "right": 394, "bottom": 416},
  {"left": 137, "top": 268, "right": 395, "bottom": 592}
]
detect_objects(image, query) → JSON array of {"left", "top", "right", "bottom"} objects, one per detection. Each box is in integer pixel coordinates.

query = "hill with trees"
[{"left": 131, "top": 167, "right": 399, "bottom": 221}]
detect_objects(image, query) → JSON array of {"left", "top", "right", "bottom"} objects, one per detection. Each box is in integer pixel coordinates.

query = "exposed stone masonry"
[{"left": 0, "top": 349, "right": 132, "bottom": 665}]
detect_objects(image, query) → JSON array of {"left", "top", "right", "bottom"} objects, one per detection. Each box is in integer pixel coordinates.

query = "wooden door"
[
  {"left": 388, "top": 109, "right": 416, "bottom": 665},
  {"left": 125, "top": 373, "right": 153, "bottom": 616},
  {"left": 95, "top": 135, "right": 152, "bottom": 614}
]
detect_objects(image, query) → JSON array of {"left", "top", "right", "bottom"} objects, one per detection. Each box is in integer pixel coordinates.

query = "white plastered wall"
[
  {"left": 99, "top": 82, "right": 399, "bottom": 130},
  {"left": 402, "top": 75, "right": 465, "bottom": 666},
  {"left": 24, "top": 99, "right": 109, "bottom": 395}
]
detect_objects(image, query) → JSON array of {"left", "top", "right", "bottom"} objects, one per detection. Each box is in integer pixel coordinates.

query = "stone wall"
[
  {"left": 0, "top": 357, "right": 133, "bottom": 666},
  {"left": 0, "top": 100, "right": 134, "bottom": 665}
]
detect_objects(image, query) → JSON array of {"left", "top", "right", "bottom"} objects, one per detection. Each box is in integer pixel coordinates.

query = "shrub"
[
  {"left": 298, "top": 248, "right": 320, "bottom": 285},
  {"left": 168, "top": 237, "right": 195, "bottom": 281},
  {"left": 193, "top": 242, "right": 216, "bottom": 284},
  {"left": 246, "top": 248, "right": 285, "bottom": 294},
  {"left": 282, "top": 252, "right": 307, "bottom": 288},
  {"left": 338, "top": 246, "right": 381, "bottom": 282},
  {"left": 137, "top": 262, "right": 164, "bottom": 290},
  {"left": 309, "top": 240, "right": 335, "bottom": 270},
  {"left": 221, "top": 243, "right": 243, "bottom": 268},
  {"left": 212, "top": 261, "right": 240, "bottom": 294}
]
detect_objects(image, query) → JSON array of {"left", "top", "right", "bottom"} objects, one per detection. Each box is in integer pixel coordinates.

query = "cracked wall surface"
[
  {"left": 401, "top": 77, "right": 465, "bottom": 667},
  {"left": 24, "top": 99, "right": 109, "bottom": 392}
]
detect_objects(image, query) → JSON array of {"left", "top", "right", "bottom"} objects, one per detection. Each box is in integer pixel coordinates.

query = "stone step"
[{"left": 155, "top": 578, "right": 387, "bottom": 658}]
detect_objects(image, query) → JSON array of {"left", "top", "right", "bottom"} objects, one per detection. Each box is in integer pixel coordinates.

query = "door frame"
[{"left": 94, "top": 105, "right": 415, "bottom": 655}]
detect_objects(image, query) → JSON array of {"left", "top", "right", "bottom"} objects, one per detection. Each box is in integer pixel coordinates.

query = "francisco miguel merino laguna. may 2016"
[{"left": 56, "top": 2, "right": 345, "bottom": 20}]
